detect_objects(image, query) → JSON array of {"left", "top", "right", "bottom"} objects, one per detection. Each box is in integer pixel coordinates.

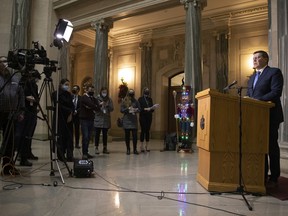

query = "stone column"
[
  {"left": 91, "top": 18, "right": 113, "bottom": 94},
  {"left": 180, "top": 0, "right": 206, "bottom": 96},
  {"left": 180, "top": 0, "right": 207, "bottom": 144},
  {"left": 139, "top": 41, "right": 152, "bottom": 92},
  {"left": 10, "top": 0, "right": 31, "bottom": 49},
  {"left": 270, "top": 0, "right": 288, "bottom": 173},
  {"left": 59, "top": 45, "right": 69, "bottom": 80}
]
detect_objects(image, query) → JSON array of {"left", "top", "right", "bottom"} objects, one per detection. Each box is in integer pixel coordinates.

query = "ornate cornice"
[
  {"left": 110, "top": 6, "right": 268, "bottom": 46},
  {"left": 71, "top": 5, "right": 268, "bottom": 47},
  {"left": 202, "top": 6, "right": 268, "bottom": 30}
]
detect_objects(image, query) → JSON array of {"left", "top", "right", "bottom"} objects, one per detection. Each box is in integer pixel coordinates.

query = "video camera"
[{"left": 7, "top": 41, "right": 57, "bottom": 78}]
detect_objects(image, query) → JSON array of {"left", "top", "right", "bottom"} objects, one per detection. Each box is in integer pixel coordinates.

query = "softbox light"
[{"left": 53, "top": 19, "right": 73, "bottom": 43}]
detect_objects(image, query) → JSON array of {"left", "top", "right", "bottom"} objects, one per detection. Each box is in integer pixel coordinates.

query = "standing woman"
[
  {"left": 94, "top": 87, "right": 114, "bottom": 154},
  {"left": 138, "top": 87, "right": 155, "bottom": 152},
  {"left": 120, "top": 89, "right": 141, "bottom": 155},
  {"left": 52, "top": 78, "right": 74, "bottom": 162}
]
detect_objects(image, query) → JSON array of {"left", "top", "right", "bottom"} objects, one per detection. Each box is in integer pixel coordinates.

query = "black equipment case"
[{"left": 73, "top": 159, "right": 94, "bottom": 177}]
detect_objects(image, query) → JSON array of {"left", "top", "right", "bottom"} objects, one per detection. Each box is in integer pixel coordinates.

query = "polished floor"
[{"left": 0, "top": 139, "right": 288, "bottom": 216}]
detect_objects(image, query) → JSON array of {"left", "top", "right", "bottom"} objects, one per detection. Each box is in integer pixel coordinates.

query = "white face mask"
[
  {"left": 101, "top": 92, "right": 107, "bottom": 97},
  {"left": 62, "top": 85, "right": 69, "bottom": 91}
]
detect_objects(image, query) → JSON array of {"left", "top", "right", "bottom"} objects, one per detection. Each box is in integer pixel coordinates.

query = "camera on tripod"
[
  {"left": 7, "top": 41, "right": 58, "bottom": 79},
  {"left": 43, "top": 60, "right": 57, "bottom": 79}
]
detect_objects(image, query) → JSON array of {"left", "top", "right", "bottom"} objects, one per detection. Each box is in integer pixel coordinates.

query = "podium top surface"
[{"left": 196, "top": 88, "right": 274, "bottom": 108}]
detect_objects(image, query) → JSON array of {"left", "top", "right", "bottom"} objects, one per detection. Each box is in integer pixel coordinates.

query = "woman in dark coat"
[
  {"left": 138, "top": 87, "right": 155, "bottom": 152},
  {"left": 94, "top": 87, "right": 114, "bottom": 154},
  {"left": 52, "top": 78, "right": 74, "bottom": 162},
  {"left": 120, "top": 89, "right": 141, "bottom": 155}
]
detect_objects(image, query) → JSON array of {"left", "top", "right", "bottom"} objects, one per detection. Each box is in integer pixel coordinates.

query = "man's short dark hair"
[
  {"left": 73, "top": 85, "right": 80, "bottom": 90},
  {"left": 60, "top": 78, "right": 69, "bottom": 85},
  {"left": 253, "top": 50, "right": 269, "bottom": 62}
]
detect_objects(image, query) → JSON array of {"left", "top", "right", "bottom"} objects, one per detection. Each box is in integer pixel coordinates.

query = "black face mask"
[
  {"left": 72, "top": 89, "right": 77, "bottom": 94},
  {"left": 129, "top": 93, "right": 135, "bottom": 98},
  {"left": 88, "top": 92, "right": 94, "bottom": 96},
  {"left": 144, "top": 91, "right": 150, "bottom": 96}
]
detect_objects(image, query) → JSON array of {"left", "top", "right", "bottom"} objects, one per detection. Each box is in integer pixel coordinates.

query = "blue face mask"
[{"left": 62, "top": 85, "right": 69, "bottom": 91}]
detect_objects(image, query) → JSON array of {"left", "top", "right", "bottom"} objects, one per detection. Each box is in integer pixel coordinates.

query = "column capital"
[
  {"left": 139, "top": 40, "right": 152, "bottom": 50},
  {"left": 180, "top": 0, "right": 207, "bottom": 10},
  {"left": 91, "top": 18, "right": 113, "bottom": 31}
]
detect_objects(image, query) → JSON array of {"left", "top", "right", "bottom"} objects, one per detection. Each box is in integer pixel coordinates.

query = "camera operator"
[
  {"left": 14, "top": 71, "right": 41, "bottom": 166},
  {"left": 0, "top": 56, "right": 25, "bottom": 175}
]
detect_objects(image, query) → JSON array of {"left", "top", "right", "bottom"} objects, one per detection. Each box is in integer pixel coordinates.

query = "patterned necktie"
[{"left": 253, "top": 71, "right": 260, "bottom": 88}]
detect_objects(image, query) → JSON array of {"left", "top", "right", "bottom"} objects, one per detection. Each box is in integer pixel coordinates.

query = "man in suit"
[
  {"left": 247, "top": 50, "right": 284, "bottom": 188},
  {"left": 72, "top": 85, "right": 81, "bottom": 149}
]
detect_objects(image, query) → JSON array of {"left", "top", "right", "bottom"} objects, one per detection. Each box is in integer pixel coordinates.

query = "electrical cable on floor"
[{"left": 0, "top": 166, "right": 248, "bottom": 216}]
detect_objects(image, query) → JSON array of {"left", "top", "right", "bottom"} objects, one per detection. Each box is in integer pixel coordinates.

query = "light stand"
[{"left": 48, "top": 19, "right": 74, "bottom": 183}]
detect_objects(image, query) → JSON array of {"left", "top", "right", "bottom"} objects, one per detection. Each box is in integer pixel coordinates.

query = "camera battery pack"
[{"left": 73, "top": 159, "right": 94, "bottom": 178}]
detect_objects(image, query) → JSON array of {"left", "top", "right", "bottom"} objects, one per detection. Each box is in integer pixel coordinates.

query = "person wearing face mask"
[
  {"left": 71, "top": 85, "right": 81, "bottom": 149},
  {"left": 52, "top": 78, "right": 74, "bottom": 162},
  {"left": 120, "top": 89, "right": 141, "bottom": 155},
  {"left": 138, "top": 87, "right": 157, "bottom": 152},
  {"left": 94, "top": 87, "right": 114, "bottom": 154},
  {"left": 79, "top": 84, "right": 100, "bottom": 159},
  {"left": 0, "top": 56, "right": 25, "bottom": 175}
]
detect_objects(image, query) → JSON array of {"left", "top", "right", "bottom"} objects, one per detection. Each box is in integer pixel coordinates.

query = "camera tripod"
[{"left": 38, "top": 74, "right": 73, "bottom": 183}]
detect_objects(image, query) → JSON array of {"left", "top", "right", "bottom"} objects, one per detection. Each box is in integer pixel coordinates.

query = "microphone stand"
[
  {"left": 236, "top": 86, "right": 252, "bottom": 210},
  {"left": 211, "top": 86, "right": 254, "bottom": 211}
]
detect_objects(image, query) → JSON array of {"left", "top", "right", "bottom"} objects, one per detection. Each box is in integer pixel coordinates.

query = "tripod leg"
[
  {"left": 241, "top": 193, "right": 253, "bottom": 211},
  {"left": 49, "top": 139, "right": 55, "bottom": 176},
  {"left": 54, "top": 159, "right": 65, "bottom": 184}
]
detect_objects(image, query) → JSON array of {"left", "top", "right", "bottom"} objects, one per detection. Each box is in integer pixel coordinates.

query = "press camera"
[{"left": 7, "top": 41, "right": 57, "bottom": 78}]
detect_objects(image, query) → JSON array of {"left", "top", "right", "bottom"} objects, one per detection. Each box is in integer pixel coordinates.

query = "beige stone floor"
[{"left": 0, "top": 139, "right": 288, "bottom": 216}]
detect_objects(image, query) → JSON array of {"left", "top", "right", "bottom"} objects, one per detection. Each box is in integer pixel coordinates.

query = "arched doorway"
[{"left": 167, "top": 71, "right": 186, "bottom": 133}]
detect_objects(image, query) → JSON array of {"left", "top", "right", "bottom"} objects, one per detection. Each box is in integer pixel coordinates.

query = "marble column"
[
  {"left": 270, "top": 0, "right": 288, "bottom": 173},
  {"left": 139, "top": 41, "right": 152, "bottom": 92},
  {"left": 180, "top": 0, "right": 207, "bottom": 143},
  {"left": 59, "top": 45, "right": 69, "bottom": 80},
  {"left": 180, "top": 0, "right": 206, "bottom": 94},
  {"left": 10, "top": 0, "right": 31, "bottom": 49},
  {"left": 91, "top": 18, "right": 113, "bottom": 94}
]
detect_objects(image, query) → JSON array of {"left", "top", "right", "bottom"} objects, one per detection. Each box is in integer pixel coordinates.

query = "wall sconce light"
[
  {"left": 118, "top": 67, "right": 135, "bottom": 86},
  {"left": 240, "top": 54, "right": 255, "bottom": 83}
]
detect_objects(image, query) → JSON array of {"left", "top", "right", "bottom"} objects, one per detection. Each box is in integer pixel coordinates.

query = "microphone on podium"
[{"left": 223, "top": 80, "right": 237, "bottom": 91}]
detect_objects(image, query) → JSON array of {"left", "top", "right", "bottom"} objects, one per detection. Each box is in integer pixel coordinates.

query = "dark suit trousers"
[
  {"left": 73, "top": 115, "right": 80, "bottom": 146},
  {"left": 265, "top": 121, "right": 281, "bottom": 181}
]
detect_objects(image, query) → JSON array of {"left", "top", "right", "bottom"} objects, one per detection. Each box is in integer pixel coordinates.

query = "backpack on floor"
[{"left": 163, "top": 132, "right": 177, "bottom": 151}]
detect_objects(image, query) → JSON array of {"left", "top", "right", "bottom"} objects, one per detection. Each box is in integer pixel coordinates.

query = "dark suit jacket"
[
  {"left": 73, "top": 95, "right": 81, "bottom": 116},
  {"left": 247, "top": 66, "right": 284, "bottom": 125}
]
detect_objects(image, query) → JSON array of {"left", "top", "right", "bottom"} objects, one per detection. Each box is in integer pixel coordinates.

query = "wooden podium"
[{"left": 195, "top": 88, "right": 274, "bottom": 194}]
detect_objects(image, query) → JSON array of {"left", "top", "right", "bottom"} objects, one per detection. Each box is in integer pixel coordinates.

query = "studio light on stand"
[
  {"left": 50, "top": 19, "right": 74, "bottom": 183},
  {"left": 53, "top": 19, "right": 73, "bottom": 49}
]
